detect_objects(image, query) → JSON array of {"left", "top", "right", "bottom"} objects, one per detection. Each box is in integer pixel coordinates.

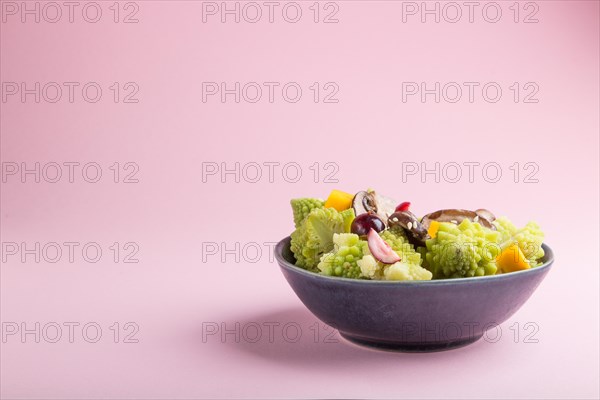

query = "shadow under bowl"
[{"left": 275, "top": 237, "right": 553, "bottom": 352}]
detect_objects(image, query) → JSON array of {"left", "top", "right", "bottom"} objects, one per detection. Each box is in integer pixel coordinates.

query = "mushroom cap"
[
  {"left": 421, "top": 209, "right": 496, "bottom": 230},
  {"left": 474, "top": 209, "right": 496, "bottom": 223},
  {"left": 388, "top": 210, "right": 430, "bottom": 247},
  {"left": 352, "top": 191, "right": 375, "bottom": 215},
  {"left": 352, "top": 191, "right": 397, "bottom": 223}
]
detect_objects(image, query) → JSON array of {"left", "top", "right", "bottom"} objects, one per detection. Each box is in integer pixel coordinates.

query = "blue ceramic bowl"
[{"left": 275, "top": 237, "right": 553, "bottom": 352}]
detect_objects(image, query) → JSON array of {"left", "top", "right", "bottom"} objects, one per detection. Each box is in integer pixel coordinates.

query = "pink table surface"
[{"left": 1, "top": 1, "right": 599, "bottom": 398}]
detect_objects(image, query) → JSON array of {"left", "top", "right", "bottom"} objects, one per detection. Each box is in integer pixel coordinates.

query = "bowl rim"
[{"left": 274, "top": 237, "right": 554, "bottom": 286}]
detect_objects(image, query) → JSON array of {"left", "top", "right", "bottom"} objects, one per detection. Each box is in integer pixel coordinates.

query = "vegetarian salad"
[{"left": 289, "top": 189, "right": 545, "bottom": 281}]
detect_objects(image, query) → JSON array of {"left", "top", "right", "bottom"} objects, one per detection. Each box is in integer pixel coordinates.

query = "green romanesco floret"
[
  {"left": 494, "top": 217, "right": 545, "bottom": 267},
  {"left": 290, "top": 207, "right": 355, "bottom": 271},
  {"left": 380, "top": 228, "right": 423, "bottom": 267},
  {"left": 384, "top": 261, "right": 433, "bottom": 281},
  {"left": 379, "top": 229, "right": 431, "bottom": 280},
  {"left": 425, "top": 219, "right": 500, "bottom": 279},
  {"left": 319, "top": 229, "right": 431, "bottom": 281},
  {"left": 318, "top": 233, "right": 369, "bottom": 279},
  {"left": 356, "top": 254, "right": 381, "bottom": 279},
  {"left": 290, "top": 198, "right": 325, "bottom": 228}
]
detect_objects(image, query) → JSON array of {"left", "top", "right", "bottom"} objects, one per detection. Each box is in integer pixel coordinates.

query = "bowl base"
[{"left": 339, "top": 333, "right": 483, "bottom": 353}]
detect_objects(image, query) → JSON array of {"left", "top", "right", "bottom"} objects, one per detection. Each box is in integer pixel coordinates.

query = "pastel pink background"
[{"left": 1, "top": 1, "right": 599, "bottom": 398}]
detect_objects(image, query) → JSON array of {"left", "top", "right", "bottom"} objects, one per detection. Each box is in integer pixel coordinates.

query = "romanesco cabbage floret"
[
  {"left": 384, "top": 261, "right": 433, "bottom": 281},
  {"left": 290, "top": 207, "right": 355, "bottom": 271},
  {"left": 494, "top": 217, "right": 545, "bottom": 267},
  {"left": 290, "top": 198, "right": 324, "bottom": 228},
  {"left": 357, "top": 254, "right": 381, "bottom": 279},
  {"left": 380, "top": 229, "right": 423, "bottom": 266},
  {"left": 318, "top": 230, "right": 431, "bottom": 281},
  {"left": 318, "top": 233, "right": 369, "bottom": 278},
  {"left": 425, "top": 219, "right": 500, "bottom": 279},
  {"left": 379, "top": 229, "right": 431, "bottom": 280}
]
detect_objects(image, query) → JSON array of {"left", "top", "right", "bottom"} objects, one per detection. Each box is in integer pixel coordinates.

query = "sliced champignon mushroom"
[
  {"left": 352, "top": 190, "right": 397, "bottom": 223},
  {"left": 352, "top": 191, "right": 376, "bottom": 215},
  {"left": 474, "top": 209, "right": 496, "bottom": 224},
  {"left": 375, "top": 193, "right": 398, "bottom": 221},
  {"left": 421, "top": 209, "right": 496, "bottom": 230},
  {"left": 388, "top": 210, "right": 430, "bottom": 246}
]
